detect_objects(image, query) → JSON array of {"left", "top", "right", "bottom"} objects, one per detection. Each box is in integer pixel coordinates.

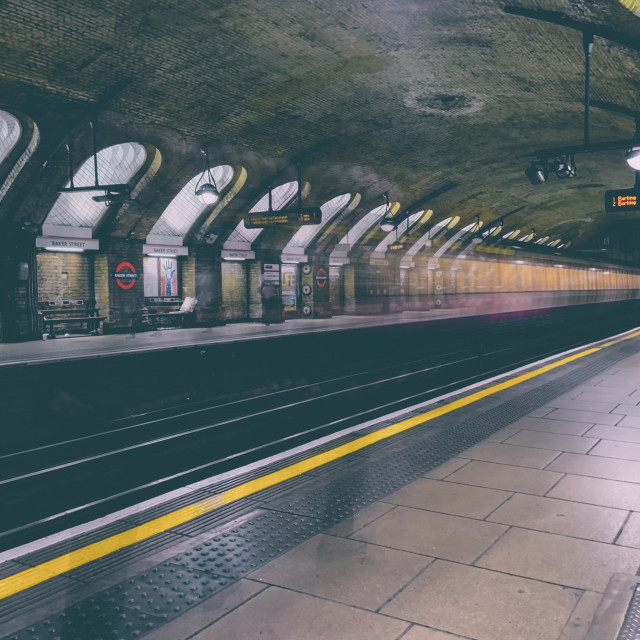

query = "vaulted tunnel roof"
[{"left": 1, "top": 0, "right": 640, "bottom": 257}]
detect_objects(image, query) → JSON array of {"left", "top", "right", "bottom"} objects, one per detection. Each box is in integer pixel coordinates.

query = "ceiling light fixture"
[
  {"left": 626, "top": 146, "right": 640, "bottom": 171},
  {"left": 553, "top": 154, "right": 577, "bottom": 179},
  {"left": 195, "top": 148, "right": 219, "bottom": 205},
  {"left": 525, "top": 160, "right": 547, "bottom": 185},
  {"left": 379, "top": 192, "right": 395, "bottom": 232}
]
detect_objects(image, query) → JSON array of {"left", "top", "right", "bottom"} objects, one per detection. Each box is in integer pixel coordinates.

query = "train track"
[{"left": 0, "top": 313, "right": 631, "bottom": 551}]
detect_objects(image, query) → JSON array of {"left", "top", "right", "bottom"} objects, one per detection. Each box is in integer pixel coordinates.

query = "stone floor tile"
[
  {"left": 619, "top": 415, "right": 640, "bottom": 429},
  {"left": 475, "top": 528, "right": 640, "bottom": 591},
  {"left": 351, "top": 506, "right": 506, "bottom": 564},
  {"left": 144, "top": 580, "right": 267, "bottom": 640},
  {"left": 446, "top": 460, "right": 562, "bottom": 495},
  {"left": 486, "top": 493, "right": 628, "bottom": 542},
  {"left": 382, "top": 478, "right": 511, "bottom": 519},
  {"left": 529, "top": 406, "right": 554, "bottom": 417},
  {"left": 485, "top": 427, "right": 521, "bottom": 443},
  {"left": 573, "top": 387, "right": 637, "bottom": 401},
  {"left": 508, "top": 416, "right": 593, "bottom": 435},
  {"left": 543, "top": 408, "right": 622, "bottom": 426},
  {"left": 547, "top": 475, "right": 640, "bottom": 511},
  {"left": 503, "top": 430, "right": 598, "bottom": 453},
  {"left": 612, "top": 404, "right": 640, "bottom": 416},
  {"left": 616, "top": 512, "right": 640, "bottom": 548},
  {"left": 595, "top": 379, "right": 640, "bottom": 391},
  {"left": 249, "top": 534, "right": 430, "bottom": 610},
  {"left": 458, "top": 441, "right": 560, "bottom": 468},
  {"left": 381, "top": 560, "right": 580, "bottom": 640},
  {"left": 589, "top": 439, "right": 640, "bottom": 461},
  {"left": 401, "top": 626, "right": 466, "bottom": 640},
  {"left": 584, "top": 424, "right": 640, "bottom": 443},
  {"left": 546, "top": 452, "right": 640, "bottom": 483},
  {"left": 325, "top": 502, "right": 395, "bottom": 537},
  {"left": 544, "top": 398, "right": 619, "bottom": 413},
  {"left": 192, "top": 587, "right": 409, "bottom": 640},
  {"left": 558, "top": 591, "right": 602, "bottom": 640},
  {"left": 423, "top": 457, "right": 469, "bottom": 479}
]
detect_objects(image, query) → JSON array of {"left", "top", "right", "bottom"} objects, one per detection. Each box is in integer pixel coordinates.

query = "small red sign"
[
  {"left": 315, "top": 267, "right": 327, "bottom": 288},
  {"left": 113, "top": 261, "right": 138, "bottom": 290}
]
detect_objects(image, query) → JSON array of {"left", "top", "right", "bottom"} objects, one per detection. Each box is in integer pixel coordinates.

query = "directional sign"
[
  {"left": 244, "top": 207, "right": 322, "bottom": 229},
  {"left": 604, "top": 188, "right": 640, "bottom": 212}
]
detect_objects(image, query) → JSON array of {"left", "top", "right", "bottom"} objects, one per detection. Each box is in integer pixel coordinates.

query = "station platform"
[
  {"left": 2, "top": 328, "right": 640, "bottom": 640},
  {"left": 0, "top": 309, "right": 471, "bottom": 367}
]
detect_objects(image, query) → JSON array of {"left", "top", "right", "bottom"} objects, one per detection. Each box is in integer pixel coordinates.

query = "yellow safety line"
[{"left": 2, "top": 332, "right": 636, "bottom": 601}]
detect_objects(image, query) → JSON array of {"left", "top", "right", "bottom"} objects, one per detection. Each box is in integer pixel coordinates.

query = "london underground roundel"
[
  {"left": 315, "top": 267, "right": 327, "bottom": 288},
  {"left": 113, "top": 261, "right": 138, "bottom": 290}
]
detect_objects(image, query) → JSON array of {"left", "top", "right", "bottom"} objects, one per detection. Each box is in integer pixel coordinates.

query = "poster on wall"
[
  {"left": 143, "top": 257, "right": 159, "bottom": 297},
  {"left": 160, "top": 258, "right": 178, "bottom": 297},
  {"left": 281, "top": 265, "right": 297, "bottom": 311}
]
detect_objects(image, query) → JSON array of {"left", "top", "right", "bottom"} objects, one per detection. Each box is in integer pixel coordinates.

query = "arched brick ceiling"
[{"left": 1, "top": 0, "right": 640, "bottom": 250}]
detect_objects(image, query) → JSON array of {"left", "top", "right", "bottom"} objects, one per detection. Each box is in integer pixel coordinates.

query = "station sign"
[
  {"left": 143, "top": 244, "right": 189, "bottom": 256},
  {"left": 36, "top": 237, "right": 99, "bottom": 251},
  {"left": 604, "top": 188, "right": 640, "bottom": 212},
  {"left": 221, "top": 249, "right": 255, "bottom": 261},
  {"left": 244, "top": 207, "right": 322, "bottom": 229},
  {"left": 262, "top": 263, "right": 280, "bottom": 282}
]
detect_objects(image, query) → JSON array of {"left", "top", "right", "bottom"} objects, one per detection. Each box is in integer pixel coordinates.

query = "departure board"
[
  {"left": 245, "top": 207, "right": 322, "bottom": 229},
  {"left": 604, "top": 188, "right": 640, "bottom": 212}
]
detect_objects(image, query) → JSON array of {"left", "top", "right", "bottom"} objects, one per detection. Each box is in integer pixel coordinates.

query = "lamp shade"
[
  {"left": 380, "top": 218, "right": 395, "bottom": 232},
  {"left": 195, "top": 183, "right": 219, "bottom": 204},
  {"left": 626, "top": 147, "right": 640, "bottom": 171}
]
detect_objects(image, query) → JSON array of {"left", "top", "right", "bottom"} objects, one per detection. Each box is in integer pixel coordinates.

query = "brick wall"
[
  {"left": 222, "top": 261, "right": 246, "bottom": 321},
  {"left": 102, "top": 239, "right": 144, "bottom": 329},
  {"left": 248, "top": 261, "right": 262, "bottom": 320},
  {"left": 94, "top": 253, "right": 110, "bottom": 321},
  {"left": 182, "top": 256, "right": 196, "bottom": 298},
  {"left": 36, "top": 252, "right": 90, "bottom": 302},
  {"left": 343, "top": 265, "right": 355, "bottom": 314},
  {"left": 193, "top": 248, "right": 223, "bottom": 324}
]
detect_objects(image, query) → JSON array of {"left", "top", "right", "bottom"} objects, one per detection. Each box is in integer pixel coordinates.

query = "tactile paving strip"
[
  {"left": 618, "top": 586, "right": 640, "bottom": 640},
  {"left": 5, "top": 598, "right": 166, "bottom": 640},
  {"left": 2, "top": 339, "right": 639, "bottom": 640},
  {"left": 168, "top": 511, "right": 327, "bottom": 578}
]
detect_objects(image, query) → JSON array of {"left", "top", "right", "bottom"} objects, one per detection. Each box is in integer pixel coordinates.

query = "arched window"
[
  {"left": 0, "top": 110, "right": 20, "bottom": 165},
  {"left": 401, "top": 216, "right": 457, "bottom": 268},
  {"left": 0, "top": 110, "right": 40, "bottom": 202},
  {"left": 370, "top": 210, "right": 425, "bottom": 263},
  {"left": 281, "top": 193, "right": 352, "bottom": 262},
  {"left": 223, "top": 181, "right": 298, "bottom": 256},
  {"left": 43, "top": 143, "right": 147, "bottom": 236},
  {"left": 147, "top": 165, "right": 234, "bottom": 243},
  {"left": 329, "top": 202, "right": 394, "bottom": 265}
]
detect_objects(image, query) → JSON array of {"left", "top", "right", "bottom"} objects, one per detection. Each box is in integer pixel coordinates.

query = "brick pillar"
[{"left": 102, "top": 239, "right": 145, "bottom": 330}]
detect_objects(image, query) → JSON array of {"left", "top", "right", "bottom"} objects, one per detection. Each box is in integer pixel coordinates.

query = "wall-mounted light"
[
  {"left": 525, "top": 160, "right": 548, "bottom": 185},
  {"left": 195, "top": 148, "right": 219, "bottom": 205}
]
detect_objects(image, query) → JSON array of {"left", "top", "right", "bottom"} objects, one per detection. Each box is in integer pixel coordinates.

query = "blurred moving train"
[{"left": 353, "top": 247, "right": 640, "bottom": 316}]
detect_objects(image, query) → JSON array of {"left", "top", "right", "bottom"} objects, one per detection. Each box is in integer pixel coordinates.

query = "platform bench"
[
  {"left": 39, "top": 300, "right": 105, "bottom": 338},
  {"left": 147, "top": 296, "right": 197, "bottom": 330}
]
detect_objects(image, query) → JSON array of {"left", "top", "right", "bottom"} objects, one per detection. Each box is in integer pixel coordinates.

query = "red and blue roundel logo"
[{"left": 113, "top": 261, "right": 138, "bottom": 290}]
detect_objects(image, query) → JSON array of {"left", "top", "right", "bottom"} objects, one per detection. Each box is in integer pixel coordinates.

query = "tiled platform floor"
[{"left": 139, "top": 349, "right": 640, "bottom": 640}]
